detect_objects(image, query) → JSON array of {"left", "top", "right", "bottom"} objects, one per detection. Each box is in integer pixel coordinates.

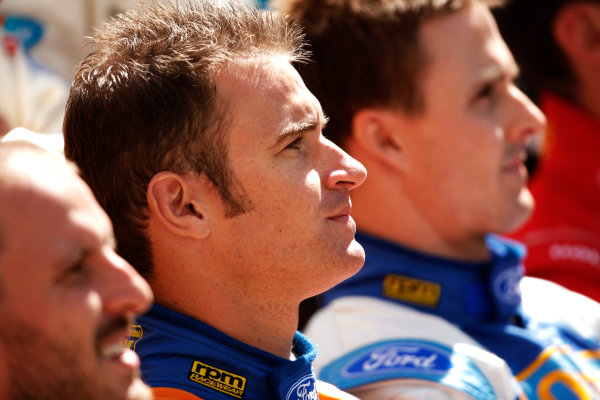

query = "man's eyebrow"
[
  {"left": 54, "top": 247, "right": 86, "bottom": 272},
  {"left": 54, "top": 231, "right": 117, "bottom": 270},
  {"left": 272, "top": 113, "right": 329, "bottom": 148},
  {"left": 472, "top": 62, "right": 520, "bottom": 87}
]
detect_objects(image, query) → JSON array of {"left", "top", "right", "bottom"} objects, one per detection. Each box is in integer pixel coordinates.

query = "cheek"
[
  {"left": 259, "top": 172, "right": 323, "bottom": 235},
  {"left": 304, "top": 169, "right": 322, "bottom": 193},
  {"left": 267, "top": 168, "right": 321, "bottom": 209},
  {"left": 42, "top": 292, "right": 100, "bottom": 338},
  {"left": 424, "top": 128, "right": 503, "bottom": 197},
  {"left": 452, "top": 121, "right": 505, "bottom": 174},
  {"left": 280, "top": 173, "right": 321, "bottom": 226}
]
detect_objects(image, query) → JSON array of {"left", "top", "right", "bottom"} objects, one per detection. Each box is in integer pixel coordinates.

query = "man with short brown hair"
[
  {"left": 63, "top": 1, "right": 366, "bottom": 399},
  {"left": 275, "top": 0, "right": 600, "bottom": 399}
]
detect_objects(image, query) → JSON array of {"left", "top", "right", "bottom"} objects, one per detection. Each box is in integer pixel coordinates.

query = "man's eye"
[
  {"left": 59, "top": 262, "right": 89, "bottom": 284},
  {"left": 285, "top": 137, "right": 303, "bottom": 150},
  {"left": 70, "top": 262, "right": 85, "bottom": 275},
  {"left": 475, "top": 84, "right": 494, "bottom": 100}
]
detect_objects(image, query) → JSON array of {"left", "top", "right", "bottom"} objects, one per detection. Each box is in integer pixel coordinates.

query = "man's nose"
[
  {"left": 101, "top": 249, "right": 154, "bottom": 316},
  {"left": 323, "top": 138, "right": 367, "bottom": 191}
]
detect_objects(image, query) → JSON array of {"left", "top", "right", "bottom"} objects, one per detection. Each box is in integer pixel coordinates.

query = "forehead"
[
  {"left": 0, "top": 163, "right": 111, "bottom": 277},
  {"left": 420, "top": 2, "right": 515, "bottom": 93},
  {"left": 216, "top": 56, "right": 323, "bottom": 148}
]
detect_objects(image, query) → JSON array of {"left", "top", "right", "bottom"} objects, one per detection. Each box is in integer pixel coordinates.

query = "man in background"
[
  {"left": 0, "top": 140, "right": 153, "bottom": 400},
  {"left": 63, "top": 1, "right": 365, "bottom": 399},
  {"left": 495, "top": 0, "right": 600, "bottom": 302},
  {"left": 276, "top": 0, "right": 600, "bottom": 398}
]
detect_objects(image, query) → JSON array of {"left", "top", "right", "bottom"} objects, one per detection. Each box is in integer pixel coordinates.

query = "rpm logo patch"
[
  {"left": 189, "top": 360, "right": 247, "bottom": 399},
  {"left": 125, "top": 325, "right": 143, "bottom": 351}
]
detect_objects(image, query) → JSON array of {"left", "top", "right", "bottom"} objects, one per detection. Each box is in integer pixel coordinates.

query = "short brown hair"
[
  {"left": 64, "top": 0, "right": 306, "bottom": 279},
  {"left": 273, "top": 0, "right": 503, "bottom": 147}
]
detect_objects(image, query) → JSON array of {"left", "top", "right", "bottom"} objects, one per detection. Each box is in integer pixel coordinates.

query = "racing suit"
[
  {"left": 128, "top": 304, "right": 358, "bottom": 400},
  {"left": 305, "top": 232, "right": 600, "bottom": 399}
]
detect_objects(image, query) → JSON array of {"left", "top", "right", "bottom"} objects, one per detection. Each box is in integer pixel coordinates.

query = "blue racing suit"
[
  {"left": 128, "top": 304, "right": 357, "bottom": 400},
  {"left": 304, "top": 232, "right": 600, "bottom": 399}
]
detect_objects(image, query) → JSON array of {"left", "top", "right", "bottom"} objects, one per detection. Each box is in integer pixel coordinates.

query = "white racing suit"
[{"left": 305, "top": 232, "right": 600, "bottom": 400}]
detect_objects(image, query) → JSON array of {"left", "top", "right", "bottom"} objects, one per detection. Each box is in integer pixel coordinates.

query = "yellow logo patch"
[
  {"left": 382, "top": 274, "right": 441, "bottom": 307},
  {"left": 188, "top": 361, "right": 247, "bottom": 399},
  {"left": 125, "top": 325, "right": 143, "bottom": 351}
]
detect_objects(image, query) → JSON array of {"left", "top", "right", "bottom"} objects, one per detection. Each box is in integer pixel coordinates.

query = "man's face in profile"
[
  {"left": 394, "top": 2, "right": 545, "bottom": 238},
  {"left": 0, "top": 151, "right": 153, "bottom": 400},
  {"left": 203, "top": 56, "right": 367, "bottom": 299}
]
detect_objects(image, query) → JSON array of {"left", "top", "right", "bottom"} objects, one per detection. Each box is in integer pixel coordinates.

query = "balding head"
[
  {"left": 0, "top": 139, "right": 72, "bottom": 183},
  {"left": 0, "top": 141, "right": 78, "bottom": 258},
  {"left": 0, "top": 140, "right": 153, "bottom": 400}
]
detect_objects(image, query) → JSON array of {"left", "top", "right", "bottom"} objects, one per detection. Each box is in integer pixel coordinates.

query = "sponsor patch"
[
  {"left": 492, "top": 266, "right": 522, "bottom": 306},
  {"left": 319, "top": 340, "right": 497, "bottom": 398},
  {"left": 342, "top": 342, "right": 452, "bottom": 377},
  {"left": 549, "top": 242, "right": 600, "bottom": 266},
  {"left": 285, "top": 374, "right": 318, "bottom": 400},
  {"left": 188, "top": 360, "right": 247, "bottom": 399},
  {"left": 382, "top": 274, "right": 441, "bottom": 307},
  {"left": 125, "top": 325, "right": 143, "bottom": 351}
]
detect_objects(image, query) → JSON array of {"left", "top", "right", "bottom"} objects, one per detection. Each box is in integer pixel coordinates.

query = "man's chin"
[
  {"left": 509, "top": 189, "right": 535, "bottom": 231},
  {"left": 126, "top": 378, "right": 153, "bottom": 400},
  {"left": 348, "top": 239, "right": 366, "bottom": 268},
  {"left": 332, "top": 239, "right": 365, "bottom": 283},
  {"left": 495, "top": 192, "right": 534, "bottom": 235}
]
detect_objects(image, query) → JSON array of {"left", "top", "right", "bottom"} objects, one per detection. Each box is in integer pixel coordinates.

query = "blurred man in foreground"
[{"left": 0, "top": 140, "right": 153, "bottom": 400}]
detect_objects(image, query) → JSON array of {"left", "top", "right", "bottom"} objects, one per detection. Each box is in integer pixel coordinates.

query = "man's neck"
[
  {"left": 357, "top": 222, "right": 490, "bottom": 262},
  {"left": 152, "top": 272, "right": 298, "bottom": 359},
  {"left": 351, "top": 178, "right": 490, "bottom": 262}
]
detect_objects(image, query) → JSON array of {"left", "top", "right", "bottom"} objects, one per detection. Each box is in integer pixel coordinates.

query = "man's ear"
[
  {"left": 554, "top": 3, "right": 600, "bottom": 63},
  {"left": 351, "top": 108, "right": 408, "bottom": 171},
  {"left": 147, "top": 171, "right": 210, "bottom": 239}
]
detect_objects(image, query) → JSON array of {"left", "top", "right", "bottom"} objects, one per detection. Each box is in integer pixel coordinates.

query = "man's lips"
[
  {"left": 501, "top": 152, "right": 527, "bottom": 173},
  {"left": 328, "top": 206, "right": 352, "bottom": 222},
  {"left": 96, "top": 315, "right": 135, "bottom": 360},
  {"left": 96, "top": 319, "right": 142, "bottom": 372}
]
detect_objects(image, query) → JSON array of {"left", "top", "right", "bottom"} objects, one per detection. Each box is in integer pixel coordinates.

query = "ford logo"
[
  {"left": 286, "top": 374, "right": 318, "bottom": 400},
  {"left": 342, "top": 343, "right": 452, "bottom": 376}
]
